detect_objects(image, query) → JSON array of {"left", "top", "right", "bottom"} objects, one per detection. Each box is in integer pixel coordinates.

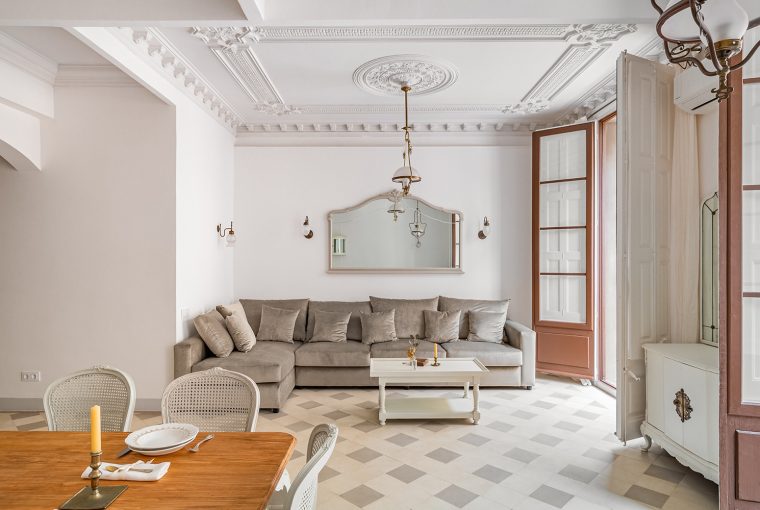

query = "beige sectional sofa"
[{"left": 174, "top": 296, "right": 536, "bottom": 411}]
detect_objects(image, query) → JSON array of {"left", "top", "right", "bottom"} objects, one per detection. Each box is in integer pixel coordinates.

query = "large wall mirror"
[{"left": 328, "top": 191, "right": 462, "bottom": 273}]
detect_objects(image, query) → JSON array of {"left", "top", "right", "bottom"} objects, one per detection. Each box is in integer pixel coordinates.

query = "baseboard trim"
[{"left": 0, "top": 398, "right": 161, "bottom": 412}]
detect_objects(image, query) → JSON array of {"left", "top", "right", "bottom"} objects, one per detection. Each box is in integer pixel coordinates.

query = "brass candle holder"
[
  {"left": 432, "top": 354, "right": 440, "bottom": 367},
  {"left": 60, "top": 451, "right": 127, "bottom": 510}
]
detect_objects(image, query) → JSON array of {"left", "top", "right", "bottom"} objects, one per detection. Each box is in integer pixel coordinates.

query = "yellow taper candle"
[
  {"left": 434, "top": 343, "right": 438, "bottom": 358},
  {"left": 90, "top": 405, "right": 101, "bottom": 453}
]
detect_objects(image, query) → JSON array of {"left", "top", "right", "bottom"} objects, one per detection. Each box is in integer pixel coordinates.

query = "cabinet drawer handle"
[{"left": 673, "top": 388, "right": 693, "bottom": 423}]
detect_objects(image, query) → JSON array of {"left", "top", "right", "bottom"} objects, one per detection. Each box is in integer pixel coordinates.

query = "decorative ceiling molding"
[
  {"left": 352, "top": 55, "right": 459, "bottom": 96},
  {"left": 240, "top": 121, "right": 542, "bottom": 134},
  {"left": 295, "top": 104, "right": 507, "bottom": 114},
  {"left": 55, "top": 64, "right": 139, "bottom": 87},
  {"left": 501, "top": 100, "right": 550, "bottom": 115},
  {"left": 246, "top": 24, "right": 577, "bottom": 43},
  {"left": 571, "top": 24, "right": 638, "bottom": 44},
  {"left": 191, "top": 27, "right": 283, "bottom": 106},
  {"left": 522, "top": 43, "right": 609, "bottom": 103},
  {"left": 119, "top": 28, "right": 242, "bottom": 129},
  {"left": 252, "top": 102, "right": 302, "bottom": 116},
  {"left": 0, "top": 30, "right": 58, "bottom": 84}
]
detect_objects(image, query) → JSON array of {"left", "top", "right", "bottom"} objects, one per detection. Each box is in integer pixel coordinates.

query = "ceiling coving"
[{"left": 352, "top": 55, "right": 459, "bottom": 97}]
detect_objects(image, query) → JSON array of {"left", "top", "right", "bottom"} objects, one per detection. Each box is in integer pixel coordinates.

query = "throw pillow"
[
  {"left": 257, "top": 305, "right": 299, "bottom": 343},
  {"left": 359, "top": 310, "right": 398, "bottom": 345},
  {"left": 467, "top": 310, "right": 507, "bottom": 343},
  {"left": 193, "top": 310, "right": 234, "bottom": 357},
  {"left": 311, "top": 310, "right": 351, "bottom": 343},
  {"left": 424, "top": 310, "right": 461, "bottom": 343},
  {"left": 216, "top": 302, "right": 256, "bottom": 352}
]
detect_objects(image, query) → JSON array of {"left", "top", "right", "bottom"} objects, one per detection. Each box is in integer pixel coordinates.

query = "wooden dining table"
[{"left": 0, "top": 431, "right": 296, "bottom": 510}]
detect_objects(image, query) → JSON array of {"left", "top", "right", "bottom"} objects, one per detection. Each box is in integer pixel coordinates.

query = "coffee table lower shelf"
[{"left": 382, "top": 397, "right": 477, "bottom": 423}]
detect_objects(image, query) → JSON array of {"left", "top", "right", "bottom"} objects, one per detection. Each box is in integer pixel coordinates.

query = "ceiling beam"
[
  {"left": 259, "top": 0, "right": 658, "bottom": 24},
  {"left": 0, "top": 0, "right": 249, "bottom": 27}
]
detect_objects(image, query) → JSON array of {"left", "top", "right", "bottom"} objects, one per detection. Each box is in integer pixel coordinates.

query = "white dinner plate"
[
  {"left": 130, "top": 442, "right": 192, "bottom": 456},
  {"left": 125, "top": 423, "right": 199, "bottom": 451}
]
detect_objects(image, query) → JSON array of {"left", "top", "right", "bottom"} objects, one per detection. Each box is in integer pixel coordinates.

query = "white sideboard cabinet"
[{"left": 641, "top": 343, "right": 719, "bottom": 483}]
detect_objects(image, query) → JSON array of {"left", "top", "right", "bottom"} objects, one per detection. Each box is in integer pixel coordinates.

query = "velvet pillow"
[
  {"left": 424, "top": 310, "right": 461, "bottom": 343},
  {"left": 467, "top": 310, "right": 507, "bottom": 343},
  {"left": 257, "top": 305, "right": 299, "bottom": 343},
  {"left": 311, "top": 311, "right": 351, "bottom": 343},
  {"left": 360, "top": 310, "right": 398, "bottom": 345},
  {"left": 216, "top": 303, "right": 256, "bottom": 352},
  {"left": 193, "top": 310, "right": 234, "bottom": 357}
]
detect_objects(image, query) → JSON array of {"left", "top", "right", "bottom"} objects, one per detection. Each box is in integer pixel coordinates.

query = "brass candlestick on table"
[
  {"left": 59, "top": 451, "right": 127, "bottom": 509},
  {"left": 432, "top": 343, "right": 440, "bottom": 366}
]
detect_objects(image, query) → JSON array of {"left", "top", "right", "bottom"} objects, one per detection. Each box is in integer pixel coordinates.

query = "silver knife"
[{"left": 116, "top": 446, "right": 132, "bottom": 458}]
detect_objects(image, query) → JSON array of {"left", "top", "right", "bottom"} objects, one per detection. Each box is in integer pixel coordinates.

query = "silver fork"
[{"left": 189, "top": 434, "right": 214, "bottom": 453}]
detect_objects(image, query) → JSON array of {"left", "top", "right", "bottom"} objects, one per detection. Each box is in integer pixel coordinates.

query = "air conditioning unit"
[{"left": 674, "top": 65, "right": 719, "bottom": 114}]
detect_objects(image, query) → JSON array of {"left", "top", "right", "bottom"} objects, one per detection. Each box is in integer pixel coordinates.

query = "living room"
[{"left": 0, "top": 1, "right": 758, "bottom": 509}]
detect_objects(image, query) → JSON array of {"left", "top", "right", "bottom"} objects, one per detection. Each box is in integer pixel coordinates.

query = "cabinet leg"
[
  {"left": 472, "top": 383, "right": 480, "bottom": 424},
  {"left": 463, "top": 382, "right": 469, "bottom": 398},
  {"left": 641, "top": 434, "right": 653, "bottom": 452}
]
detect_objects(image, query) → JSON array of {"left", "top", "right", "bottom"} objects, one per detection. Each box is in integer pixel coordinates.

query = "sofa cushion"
[
  {"left": 307, "top": 301, "right": 371, "bottom": 341},
  {"left": 240, "top": 298, "right": 309, "bottom": 341},
  {"left": 258, "top": 305, "right": 299, "bottom": 343},
  {"left": 439, "top": 296, "right": 510, "bottom": 339},
  {"left": 295, "top": 341, "right": 371, "bottom": 367},
  {"left": 193, "top": 310, "right": 234, "bottom": 358},
  {"left": 217, "top": 301, "right": 256, "bottom": 352},
  {"left": 370, "top": 339, "right": 446, "bottom": 359},
  {"left": 441, "top": 341, "right": 522, "bottom": 366},
  {"left": 360, "top": 310, "right": 397, "bottom": 345},
  {"left": 467, "top": 310, "right": 507, "bottom": 343},
  {"left": 369, "top": 296, "right": 439, "bottom": 339},
  {"left": 424, "top": 310, "right": 460, "bottom": 343},
  {"left": 193, "top": 341, "right": 298, "bottom": 383},
  {"left": 310, "top": 310, "right": 351, "bottom": 343}
]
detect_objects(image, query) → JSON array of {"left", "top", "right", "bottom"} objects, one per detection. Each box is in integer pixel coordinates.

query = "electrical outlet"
[{"left": 20, "top": 371, "right": 41, "bottom": 382}]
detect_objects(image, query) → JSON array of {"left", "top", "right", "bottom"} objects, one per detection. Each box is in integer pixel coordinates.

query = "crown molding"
[
  {"left": 247, "top": 24, "right": 577, "bottom": 42},
  {"left": 236, "top": 129, "right": 531, "bottom": 148},
  {"left": 117, "top": 27, "right": 243, "bottom": 130},
  {"left": 55, "top": 64, "right": 139, "bottom": 87},
  {"left": 0, "top": 30, "right": 57, "bottom": 84},
  {"left": 239, "top": 121, "right": 544, "bottom": 135}
]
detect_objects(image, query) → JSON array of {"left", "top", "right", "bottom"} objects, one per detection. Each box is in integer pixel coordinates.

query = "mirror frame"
[{"left": 327, "top": 190, "right": 464, "bottom": 274}]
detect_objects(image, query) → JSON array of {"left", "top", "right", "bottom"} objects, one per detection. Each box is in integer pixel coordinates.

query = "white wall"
[
  {"left": 234, "top": 144, "right": 533, "bottom": 325},
  {"left": 0, "top": 85, "right": 176, "bottom": 404},
  {"left": 697, "top": 109, "right": 719, "bottom": 200},
  {"left": 175, "top": 103, "right": 235, "bottom": 339}
]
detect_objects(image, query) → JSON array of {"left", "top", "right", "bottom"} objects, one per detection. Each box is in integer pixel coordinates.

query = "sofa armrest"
[
  {"left": 505, "top": 320, "right": 536, "bottom": 388},
  {"left": 174, "top": 336, "right": 208, "bottom": 378}
]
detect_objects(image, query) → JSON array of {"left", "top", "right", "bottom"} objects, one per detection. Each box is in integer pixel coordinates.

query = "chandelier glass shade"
[
  {"left": 391, "top": 85, "right": 422, "bottom": 195},
  {"left": 651, "top": 0, "right": 759, "bottom": 101}
]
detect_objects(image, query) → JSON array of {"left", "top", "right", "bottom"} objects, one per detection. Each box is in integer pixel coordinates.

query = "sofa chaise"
[{"left": 174, "top": 296, "right": 536, "bottom": 411}]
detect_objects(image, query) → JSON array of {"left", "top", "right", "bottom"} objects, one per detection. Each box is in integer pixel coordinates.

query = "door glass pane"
[
  {"left": 539, "top": 181, "right": 586, "bottom": 228},
  {"left": 539, "top": 229, "right": 586, "bottom": 273},
  {"left": 539, "top": 130, "right": 587, "bottom": 181},
  {"left": 742, "top": 80, "right": 760, "bottom": 404},
  {"left": 539, "top": 275, "right": 586, "bottom": 323}
]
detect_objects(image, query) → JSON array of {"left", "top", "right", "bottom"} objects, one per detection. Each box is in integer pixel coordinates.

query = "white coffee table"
[{"left": 369, "top": 357, "right": 489, "bottom": 425}]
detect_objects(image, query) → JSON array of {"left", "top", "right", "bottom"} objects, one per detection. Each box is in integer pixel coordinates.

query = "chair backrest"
[
  {"left": 161, "top": 367, "right": 260, "bottom": 432},
  {"left": 285, "top": 424, "right": 338, "bottom": 510},
  {"left": 43, "top": 366, "right": 136, "bottom": 432}
]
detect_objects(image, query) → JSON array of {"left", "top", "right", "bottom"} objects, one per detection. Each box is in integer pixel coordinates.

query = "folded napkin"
[{"left": 81, "top": 460, "right": 170, "bottom": 482}]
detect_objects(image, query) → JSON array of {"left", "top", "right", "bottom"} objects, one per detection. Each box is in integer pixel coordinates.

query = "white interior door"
[{"left": 616, "top": 52, "right": 675, "bottom": 442}]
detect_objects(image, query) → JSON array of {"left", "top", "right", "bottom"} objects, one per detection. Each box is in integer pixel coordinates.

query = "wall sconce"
[
  {"left": 302, "top": 216, "right": 314, "bottom": 239},
  {"left": 217, "top": 221, "right": 236, "bottom": 247},
  {"left": 478, "top": 217, "right": 491, "bottom": 240}
]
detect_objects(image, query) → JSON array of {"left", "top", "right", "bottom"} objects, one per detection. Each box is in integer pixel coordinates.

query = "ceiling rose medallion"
[{"left": 353, "top": 54, "right": 459, "bottom": 96}]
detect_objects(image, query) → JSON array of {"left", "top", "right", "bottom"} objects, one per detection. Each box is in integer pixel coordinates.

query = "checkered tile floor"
[{"left": 0, "top": 375, "right": 718, "bottom": 509}]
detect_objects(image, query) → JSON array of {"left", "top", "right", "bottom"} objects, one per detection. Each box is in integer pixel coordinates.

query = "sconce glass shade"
[
  {"left": 660, "top": 0, "right": 748, "bottom": 42},
  {"left": 302, "top": 224, "right": 312, "bottom": 236},
  {"left": 225, "top": 232, "right": 236, "bottom": 247},
  {"left": 482, "top": 222, "right": 491, "bottom": 237}
]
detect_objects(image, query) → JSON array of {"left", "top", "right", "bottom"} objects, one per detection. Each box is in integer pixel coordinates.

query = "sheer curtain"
[{"left": 669, "top": 108, "right": 700, "bottom": 342}]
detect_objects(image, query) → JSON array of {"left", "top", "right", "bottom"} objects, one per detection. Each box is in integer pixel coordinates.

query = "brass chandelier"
[
  {"left": 391, "top": 84, "right": 422, "bottom": 195},
  {"left": 651, "top": 0, "right": 760, "bottom": 101}
]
